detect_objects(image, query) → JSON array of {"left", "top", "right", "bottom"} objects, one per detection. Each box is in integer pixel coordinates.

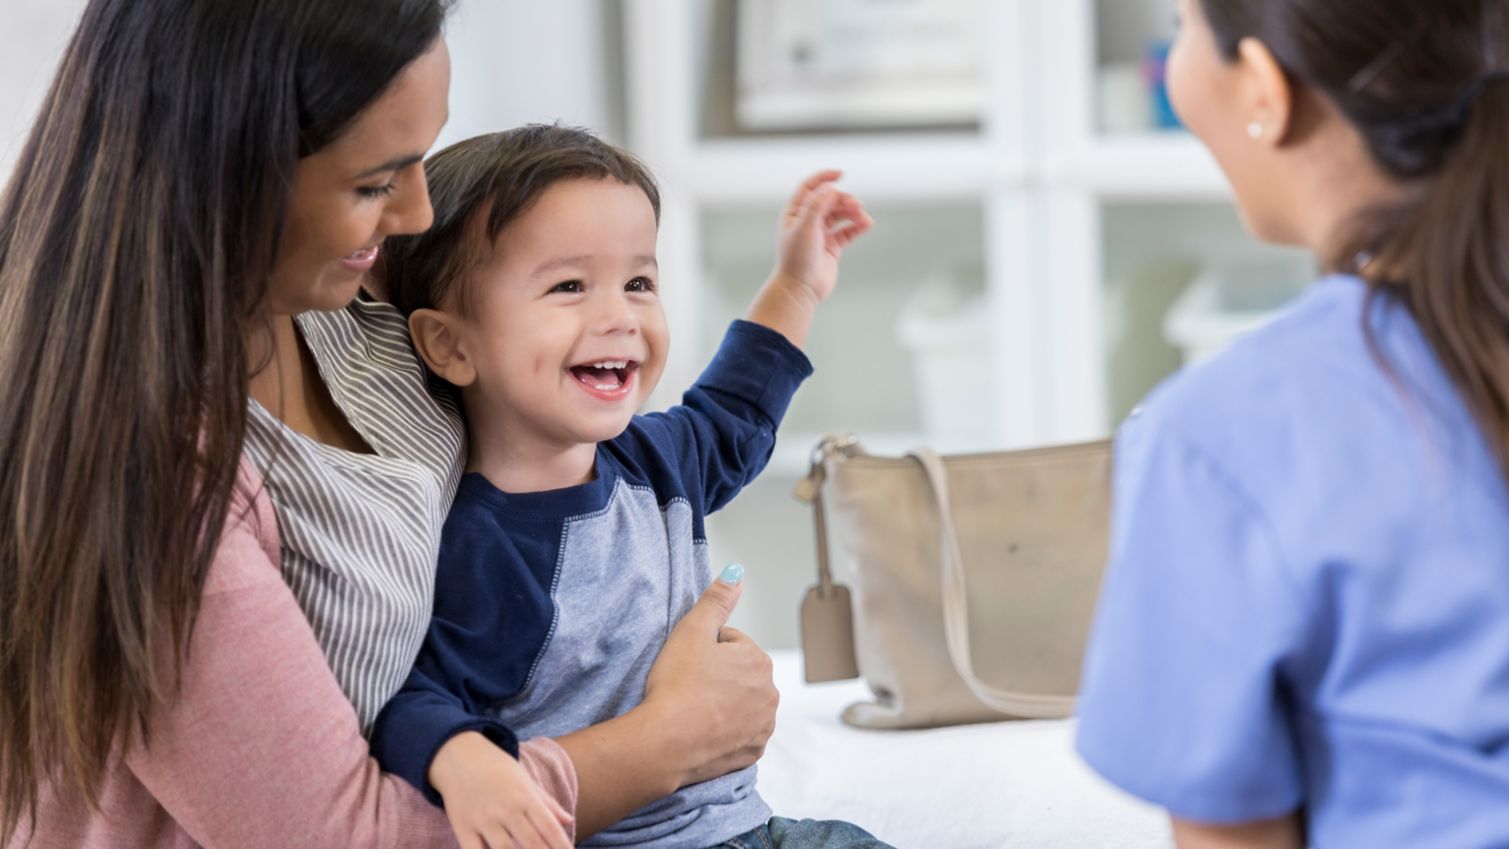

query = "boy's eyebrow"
[
  {"left": 531, "top": 255, "right": 591, "bottom": 277},
  {"left": 530, "top": 254, "right": 659, "bottom": 276},
  {"left": 353, "top": 153, "right": 425, "bottom": 180}
]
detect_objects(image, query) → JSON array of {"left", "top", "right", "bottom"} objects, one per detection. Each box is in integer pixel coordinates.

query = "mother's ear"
[
  {"left": 1237, "top": 37, "right": 1296, "bottom": 145},
  {"left": 408, "top": 308, "right": 477, "bottom": 387}
]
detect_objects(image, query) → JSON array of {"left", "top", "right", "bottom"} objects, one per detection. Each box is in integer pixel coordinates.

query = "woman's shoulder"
[
  {"left": 1125, "top": 273, "right": 1479, "bottom": 554},
  {"left": 281, "top": 296, "right": 465, "bottom": 486},
  {"left": 292, "top": 296, "right": 464, "bottom": 436},
  {"left": 296, "top": 294, "right": 425, "bottom": 376},
  {"left": 1137, "top": 275, "right": 1427, "bottom": 456},
  {"left": 201, "top": 459, "right": 283, "bottom": 598}
]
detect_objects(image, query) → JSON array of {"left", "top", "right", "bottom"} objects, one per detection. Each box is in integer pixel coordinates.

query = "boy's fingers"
[
  {"left": 831, "top": 207, "right": 874, "bottom": 240},
  {"left": 505, "top": 821, "right": 543, "bottom": 849},
  {"left": 832, "top": 209, "right": 873, "bottom": 236},
  {"left": 797, "top": 184, "right": 843, "bottom": 231},
  {"left": 833, "top": 193, "right": 866, "bottom": 216},
  {"left": 785, "top": 170, "right": 843, "bottom": 221},
  {"left": 788, "top": 169, "right": 842, "bottom": 208},
  {"left": 544, "top": 790, "right": 574, "bottom": 825},
  {"left": 478, "top": 825, "right": 514, "bottom": 849},
  {"left": 826, "top": 194, "right": 867, "bottom": 222},
  {"left": 526, "top": 802, "right": 574, "bottom": 849}
]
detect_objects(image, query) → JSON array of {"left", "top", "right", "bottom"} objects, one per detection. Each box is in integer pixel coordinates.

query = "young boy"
[{"left": 370, "top": 124, "right": 885, "bottom": 849}]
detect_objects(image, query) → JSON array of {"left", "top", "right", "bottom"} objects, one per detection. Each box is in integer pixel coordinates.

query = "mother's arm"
[
  {"left": 128, "top": 481, "right": 774, "bottom": 847},
  {"left": 555, "top": 579, "right": 778, "bottom": 839},
  {"left": 123, "top": 482, "right": 571, "bottom": 848}
]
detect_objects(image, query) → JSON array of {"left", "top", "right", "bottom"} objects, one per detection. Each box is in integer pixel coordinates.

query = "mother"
[{"left": 0, "top": 1, "right": 778, "bottom": 846}]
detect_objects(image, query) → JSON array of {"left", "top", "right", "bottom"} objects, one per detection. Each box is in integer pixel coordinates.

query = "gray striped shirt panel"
[{"left": 244, "top": 299, "right": 465, "bottom": 733}]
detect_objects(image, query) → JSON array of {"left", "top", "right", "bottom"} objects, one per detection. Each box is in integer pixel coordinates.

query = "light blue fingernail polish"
[{"left": 719, "top": 563, "right": 745, "bottom": 585}]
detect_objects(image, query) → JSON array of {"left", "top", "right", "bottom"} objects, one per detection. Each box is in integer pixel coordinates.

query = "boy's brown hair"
[{"left": 379, "top": 123, "right": 661, "bottom": 317}]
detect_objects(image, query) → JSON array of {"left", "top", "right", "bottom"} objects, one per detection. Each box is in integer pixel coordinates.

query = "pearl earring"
[{"left": 1247, "top": 122, "right": 1264, "bottom": 140}]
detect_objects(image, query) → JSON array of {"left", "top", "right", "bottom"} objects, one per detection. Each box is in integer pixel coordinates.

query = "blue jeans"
[{"left": 710, "top": 817, "right": 894, "bottom": 849}]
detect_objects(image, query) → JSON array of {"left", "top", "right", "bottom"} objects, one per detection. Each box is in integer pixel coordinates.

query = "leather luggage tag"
[{"left": 800, "top": 582, "right": 860, "bottom": 683}]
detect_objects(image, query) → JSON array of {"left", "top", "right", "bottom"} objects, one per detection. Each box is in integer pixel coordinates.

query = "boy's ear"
[
  {"left": 1237, "top": 37, "right": 1295, "bottom": 145},
  {"left": 408, "top": 308, "right": 477, "bottom": 387}
]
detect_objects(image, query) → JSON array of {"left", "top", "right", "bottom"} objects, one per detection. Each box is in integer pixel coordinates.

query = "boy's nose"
[{"left": 591, "top": 290, "right": 639, "bottom": 336}]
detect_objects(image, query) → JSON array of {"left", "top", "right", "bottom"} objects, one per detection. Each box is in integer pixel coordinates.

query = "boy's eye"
[
  {"left": 550, "top": 280, "right": 584, "bottom": 294},
  {"left": 625, "top": 276, "right": 656, "bottom": 293}
]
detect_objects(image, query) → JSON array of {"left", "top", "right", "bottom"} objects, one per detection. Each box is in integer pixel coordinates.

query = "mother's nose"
[{"left": 381, "top": 163, "right": 435, "bottom": 237}]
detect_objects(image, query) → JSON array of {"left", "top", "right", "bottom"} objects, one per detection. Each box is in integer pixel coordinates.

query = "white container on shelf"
[
  {"left": 1163, "top": 259, "right": 1310, "bottom": 364},
  {"left": 736, "top": 0, "right": 986, "bottom": 130},
  {"left": 895, "top": 282, "right": 996, "bottom": 448},
  {"left": 1096, "top": 62, "right": 1152, "bottom": 134}
]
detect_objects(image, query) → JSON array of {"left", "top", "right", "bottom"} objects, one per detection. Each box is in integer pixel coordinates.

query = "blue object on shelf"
[{"left": 1143, "top": 41, "right": 1183, "bottom": 130}]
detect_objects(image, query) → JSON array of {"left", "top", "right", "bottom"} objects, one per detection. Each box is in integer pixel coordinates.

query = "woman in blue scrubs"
[{"left": 1075, "top": 1, "right": 1509, "bottom": 847}]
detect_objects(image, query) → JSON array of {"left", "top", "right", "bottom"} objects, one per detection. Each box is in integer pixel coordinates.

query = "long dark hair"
[
  {"left": 1199, "top": 0, "right": 1509, "bottom": 478},
  {"left": 0, "top": 0, "right": 449, "bottom": 840}
]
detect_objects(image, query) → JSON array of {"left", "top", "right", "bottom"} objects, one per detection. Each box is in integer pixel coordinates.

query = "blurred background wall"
[{"left": 0, "top": 1, "right": 626, "bottom": 178}]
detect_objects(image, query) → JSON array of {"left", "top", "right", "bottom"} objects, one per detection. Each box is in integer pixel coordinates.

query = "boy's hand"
[
  {"left": 775, "top": 169, "right": 872, "bottom": 304},
  {"left": 429, "top": 731, "right": 575, "bottom": 849},
  {"left": 748, "top": 170, "right": 873, "bottom": 349}
]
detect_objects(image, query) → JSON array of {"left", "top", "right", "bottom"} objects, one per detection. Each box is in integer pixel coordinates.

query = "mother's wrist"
[{"left": 631, "top": 693, "right": 705, "bottom": 791}]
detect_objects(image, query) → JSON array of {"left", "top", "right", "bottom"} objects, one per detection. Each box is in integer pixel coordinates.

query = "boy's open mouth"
[{"left": 569, "top": 359, "right": 640, "bottom": 395}]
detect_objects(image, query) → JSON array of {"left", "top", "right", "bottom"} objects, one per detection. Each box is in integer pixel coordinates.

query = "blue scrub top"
[{"left": 1076, "top": 275, "right": 1509, "bottom": 848}]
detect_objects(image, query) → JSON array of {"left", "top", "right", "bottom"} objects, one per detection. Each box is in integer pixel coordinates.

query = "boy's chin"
[{"left": 576, "top": 414, "right": 637, "bottom": 445}]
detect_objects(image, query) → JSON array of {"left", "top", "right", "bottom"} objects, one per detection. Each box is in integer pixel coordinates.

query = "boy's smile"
[
  {"left": 568, "top": 358, "right": 641, "bottom": 401},
  {"left": 444, "top": 177, "right": 667, "bottom": 479}
]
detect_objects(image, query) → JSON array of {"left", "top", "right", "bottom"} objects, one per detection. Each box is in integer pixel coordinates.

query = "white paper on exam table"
[{"left": 755, "top": 650, "right": 1174, "bottom": 849}]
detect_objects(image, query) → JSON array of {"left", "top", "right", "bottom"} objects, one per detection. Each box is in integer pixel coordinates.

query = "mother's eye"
[{"left": 356, "top": 182, "right": 396, "bottom": 200}]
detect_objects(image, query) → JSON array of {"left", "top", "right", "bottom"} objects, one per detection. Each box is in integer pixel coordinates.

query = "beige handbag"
[{"left": 794, "top": 433, "right": 1113, "bottom": 729}]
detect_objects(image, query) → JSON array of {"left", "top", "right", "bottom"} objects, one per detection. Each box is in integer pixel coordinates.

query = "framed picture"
[{"left": 736, "top": 0, "right": 985, "bottom": 131}]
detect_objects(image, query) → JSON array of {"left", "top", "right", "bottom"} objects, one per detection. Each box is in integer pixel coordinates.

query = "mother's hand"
[
  {"left": 553, "top": 572, "right": 779, "bottom": 840},
  {"left": 644, "top": 573, "right": 780, "bottom": 787}
]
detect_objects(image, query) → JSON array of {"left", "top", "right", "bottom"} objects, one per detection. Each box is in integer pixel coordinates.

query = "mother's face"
[{"left": 264, "top": 38, "right": 452, "bottom": 316}]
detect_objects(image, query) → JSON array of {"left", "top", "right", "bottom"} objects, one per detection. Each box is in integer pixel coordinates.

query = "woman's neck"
[
  {"left": 246, "top": 314, "right": 301, "bottom": 413},
  {"left": 246, "top": 313, "right": 374, "bottom": 454},
  {"left": 1287, "top": 119, "right": 1415, "bottom": 266}
]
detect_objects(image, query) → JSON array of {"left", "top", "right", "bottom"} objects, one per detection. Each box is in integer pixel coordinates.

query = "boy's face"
[{"left": 454, "top": 177, "right": 666, "bottom": 453}]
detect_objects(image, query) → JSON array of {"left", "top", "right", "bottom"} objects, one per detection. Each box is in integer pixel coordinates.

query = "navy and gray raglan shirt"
[{"left": 370, "top": 321, "right": 811, "bottom": 849}]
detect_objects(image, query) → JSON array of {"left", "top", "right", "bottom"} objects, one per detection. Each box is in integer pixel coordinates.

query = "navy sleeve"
[
  {"left": 369, "top": 665, "right": 519, "bottom": 807},
  {"left": 370, "top": 500, "right": 557, "bottom": 807},
  {"left": 629, "top": 320, "right": 812, "bottom": 514}
]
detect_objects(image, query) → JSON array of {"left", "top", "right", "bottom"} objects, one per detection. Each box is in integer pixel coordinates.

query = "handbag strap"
[
  {"left": 908, "top": 447, "right": 1079, "bottom": 719},
  {"left": 795, "top": 433, "right": 864, "bottom": 598}
]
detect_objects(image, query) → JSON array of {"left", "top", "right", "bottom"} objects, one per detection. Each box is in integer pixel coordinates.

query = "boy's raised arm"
[{"left": 744, "top": 169, "right": 872, "bottom": 349}]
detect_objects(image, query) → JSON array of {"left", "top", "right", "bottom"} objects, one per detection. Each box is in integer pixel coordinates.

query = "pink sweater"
[{"left": 10, "top": 464, "right": 578, "bottom": 848}]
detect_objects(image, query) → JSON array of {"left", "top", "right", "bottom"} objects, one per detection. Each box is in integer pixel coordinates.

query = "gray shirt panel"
[{"left": 493, "top": 479, "right": 770, "bottom": 848}]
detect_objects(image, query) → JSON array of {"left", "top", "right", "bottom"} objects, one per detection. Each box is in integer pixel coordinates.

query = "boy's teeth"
[{"left": 589, "top": 360, "right": 628, "bottom": 369}]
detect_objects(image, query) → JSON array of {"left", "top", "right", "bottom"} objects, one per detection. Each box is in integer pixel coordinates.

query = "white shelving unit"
[
  {"left": 625, "top": 0, "right": 1036, "bottom": 451},
  {"left": 621, "top": 0, "right": 1312, "bottom": 648}
]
